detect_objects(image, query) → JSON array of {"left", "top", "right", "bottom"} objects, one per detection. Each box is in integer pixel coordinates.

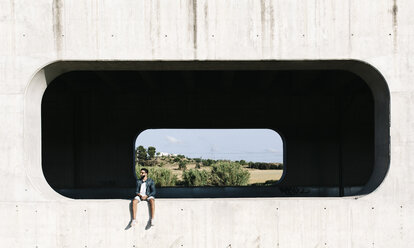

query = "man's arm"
[
  {"left": 148, "top": 179, "right": 156, "bottom": 197},
  {"left": 135, "top": 180, "right": 141, "bottom": 196}
]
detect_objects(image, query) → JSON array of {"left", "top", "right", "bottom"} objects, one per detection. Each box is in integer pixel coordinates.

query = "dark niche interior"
[{"left": 41, "top": 61, "right": 389, "bottom": 199}]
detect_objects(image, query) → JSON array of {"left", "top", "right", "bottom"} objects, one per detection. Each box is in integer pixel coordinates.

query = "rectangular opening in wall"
[
  {"left": 40, "top": 61, "right": 389, "bottom": 199},
  {"left": 135, "top": 129, "right": 284, "bottom": 188}
]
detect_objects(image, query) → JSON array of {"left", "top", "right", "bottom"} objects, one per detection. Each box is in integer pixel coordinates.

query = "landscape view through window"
[{"left": 135, "top": 129, "right": 284, "bottom": 187}]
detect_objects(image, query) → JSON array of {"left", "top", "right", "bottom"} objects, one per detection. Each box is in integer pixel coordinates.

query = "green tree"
[
  {"left": 210, "top": 162, "right": 250, "bottom": 186},
  {"left": 147, "top": 146, "right": 156, "bottom": 159},
  {"left": 137, "top": 146, "right": 147, "bottom": 162},
  {"left": 183, "top": 169, "right": 210, "bottom": 186}
]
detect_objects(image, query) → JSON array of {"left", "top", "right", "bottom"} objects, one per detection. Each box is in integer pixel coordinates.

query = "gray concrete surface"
[{"left": 0, "top": 0, "right": 413, "bottom": 247}]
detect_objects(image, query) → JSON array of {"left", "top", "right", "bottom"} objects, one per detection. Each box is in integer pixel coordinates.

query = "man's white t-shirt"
[{"left": 140, "top": 182, "right": 147, "bottom": 196}]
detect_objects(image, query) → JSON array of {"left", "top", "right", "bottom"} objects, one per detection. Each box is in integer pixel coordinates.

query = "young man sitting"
[{"left": 131, "top": 168, "right": 156, "bottom": 226}]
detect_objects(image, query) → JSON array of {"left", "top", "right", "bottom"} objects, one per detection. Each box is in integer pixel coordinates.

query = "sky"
[{"left": 135, "top": 129, "right": 283, "bottom": 163}]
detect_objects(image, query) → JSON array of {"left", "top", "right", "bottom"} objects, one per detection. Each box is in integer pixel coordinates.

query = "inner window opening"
[{"left": 135, "top": 129, "right": 284, "bottom": 188}]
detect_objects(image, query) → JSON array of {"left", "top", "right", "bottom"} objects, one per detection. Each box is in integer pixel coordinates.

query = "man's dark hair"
[{"left": 141, "top": 168, "right": 149, "bottom": 174}]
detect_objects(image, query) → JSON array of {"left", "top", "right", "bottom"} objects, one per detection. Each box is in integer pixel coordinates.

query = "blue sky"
[{"left": 135, "top": 129, "right": 283, "bottom": 163}]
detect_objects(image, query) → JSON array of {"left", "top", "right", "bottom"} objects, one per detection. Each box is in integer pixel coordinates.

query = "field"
[{"left": 247, "top": 168, "right": 283, "bottom": 184}]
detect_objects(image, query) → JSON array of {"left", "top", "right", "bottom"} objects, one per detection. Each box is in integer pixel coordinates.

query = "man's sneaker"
[
  {"left": 131, "top": 219, "right": 137, "bottom": 227},
  {"left": 150, "top": 219, "right": 155, "bottom": 226}
]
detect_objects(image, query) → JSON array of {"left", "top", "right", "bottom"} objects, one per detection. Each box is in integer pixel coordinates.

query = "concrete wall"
[{"left": 0, "top": 0, "right": 413, "bottom": 247}]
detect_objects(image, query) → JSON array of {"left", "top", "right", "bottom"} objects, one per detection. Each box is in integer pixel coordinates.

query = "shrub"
[
  {"left": 173, "top": 157, "right": 181, "bottom": 163},
  {"left": 136, "top": 166, "right": 177, "bottom": 187},
  {"left": 179, "top": 161, "right": 187, "bottom": 170},
  {"left": 210, "top": 162, "right": 250, "bottom": 186},
  {"left": 195, "top": 162, "right": 201, "bottom": 169},
  {"left": 175, "top": 180, "right": 185, "bottom": 186},
  {"left": 182, "top": 169, "right": 210, "bottom": 186},
  {"left": 140, "top": 160, "right": 157, "bottom": 167},
  {"left": 194, "top": 158, "right": 202, "bottom": 163},
  {"left": 248, "top": 162, "right": 283, "bottom": 170},
  {"left": 202, "top": 159, "right": 215, "bottom": 166},
  {"left": 250, "top": 180, "right": 279, "bottom": 186}
]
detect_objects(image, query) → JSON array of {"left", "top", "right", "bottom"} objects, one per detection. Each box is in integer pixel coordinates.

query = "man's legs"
[
  {"left": 132, "top": 198, "right": 139, "bottom": 220},
  {"left": 132, "top": 196, "right": 155, "bottom": 226},
  {"left": 148, "top": 198, "right": 155, "bottom": 220}
]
